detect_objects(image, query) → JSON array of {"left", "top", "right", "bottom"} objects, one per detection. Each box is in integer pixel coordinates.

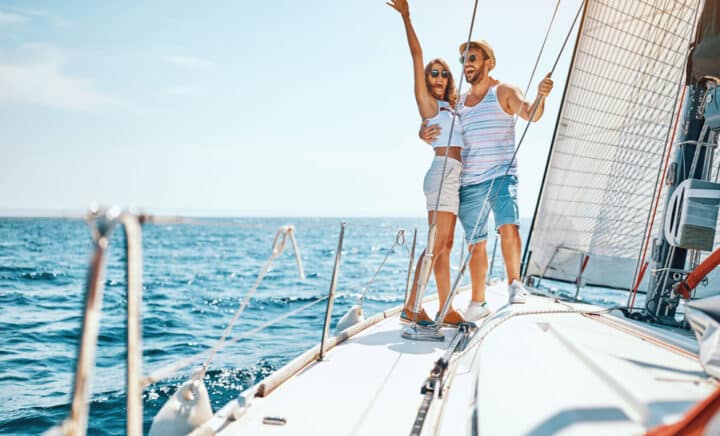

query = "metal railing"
[
  {"left": 319, "top": 222, "right": 345, "bottom": 361},
  {"left": 49, "top": 207, "right": 145, "bottom": 436},
  {"left": 50, "top": 212, "right": 419, "bottom": 434}
]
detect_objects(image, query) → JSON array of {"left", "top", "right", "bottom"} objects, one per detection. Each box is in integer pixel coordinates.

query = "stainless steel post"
[
  {"left": 66, "top": 209, "right": 121, "bottom": 436},
  {"left": 574, "top": 252, "right": 584, "bottom": 300},
  {"left": 319, "top": 221, "right": 346, "bottom": 360},
  {"left": 60, "top": 208, "right": 145, "bottom": 436},
  {"left": 67, "top": 236, "right": 110, "bottom": 435},
  {"left": 403, "top": 228, "right": 418, "bottom": 308},
  {"left": 121, "top": 214, "right": 144, "bottom": 436}
]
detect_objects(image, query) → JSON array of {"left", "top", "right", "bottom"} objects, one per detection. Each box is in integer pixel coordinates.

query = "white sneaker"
[
  {"left": 463, "top": 301, "right": 491, "bottom": 321},
  {"left": 508, "top": 280, "right": 529, "bottom": 304}
]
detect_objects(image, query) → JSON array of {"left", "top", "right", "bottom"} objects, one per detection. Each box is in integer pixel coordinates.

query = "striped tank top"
[{"left": 457, "top": 86, "right": 517, "bottom": 187}]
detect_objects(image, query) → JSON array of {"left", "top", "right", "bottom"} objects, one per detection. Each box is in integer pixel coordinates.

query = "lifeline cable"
[
  {"left": 357, "top": 229, "right": 408, "bottom": 307},
  {"left": 141, "top": 294, "right": 329, "bottom": 387}
]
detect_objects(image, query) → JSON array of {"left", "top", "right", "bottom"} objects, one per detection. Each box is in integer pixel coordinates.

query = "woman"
[{"left": 388, "top": 0, "right": 465, "bottom": 326}]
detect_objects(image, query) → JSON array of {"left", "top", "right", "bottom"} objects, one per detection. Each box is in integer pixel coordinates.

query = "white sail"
[{"left": 526, "top": 0, "right": 702, "bottom": 290}]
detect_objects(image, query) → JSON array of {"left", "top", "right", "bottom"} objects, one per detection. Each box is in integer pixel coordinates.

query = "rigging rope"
[
  {"left": 505, "top": 0, "right": 584, "bottom": 169},
  {"left": 448, "top": 0, "right": 586, "bottom": 306},
  {"left": 464, "top": 0, "right": 571, "bottom": 248},
  {"left": 412, "top": 0, "right": 571, "bottom": 322},
  {"left": 429, "top": 0, "right": 565, "bottom": 226},
  {"left": 518, "top": 0, "right": 562, "bottom": 123},
  {"left": 411, "top": 0, "right": 484, "bottom": 317}
]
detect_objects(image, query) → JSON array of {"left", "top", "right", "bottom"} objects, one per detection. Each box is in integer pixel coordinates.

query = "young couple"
[{"left": 388, "top": 0, "right": 554, "bottom": 326}]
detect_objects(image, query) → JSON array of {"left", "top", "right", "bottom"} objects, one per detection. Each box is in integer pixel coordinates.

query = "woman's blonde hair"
[{"left": 424, "top": 58, "right": 457, "bottom": 108}]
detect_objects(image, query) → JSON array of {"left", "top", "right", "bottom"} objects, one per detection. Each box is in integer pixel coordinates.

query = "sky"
[{"left": 0, "top": 0, "right": 583, "bottom": 217}]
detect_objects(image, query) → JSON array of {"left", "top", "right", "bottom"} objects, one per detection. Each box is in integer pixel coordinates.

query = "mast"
[{"left": 645, "top": 0, "right": 720, "bottom": 324}]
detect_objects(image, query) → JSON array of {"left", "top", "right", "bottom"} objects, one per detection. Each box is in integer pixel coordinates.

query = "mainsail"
[{"left": 525, "top": 0, "right": 702, "bottom": 290}]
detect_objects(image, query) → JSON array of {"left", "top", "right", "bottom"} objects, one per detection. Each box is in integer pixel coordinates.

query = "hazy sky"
[{"left": 1, "top": 0, "right": 582, "bottom": 217}]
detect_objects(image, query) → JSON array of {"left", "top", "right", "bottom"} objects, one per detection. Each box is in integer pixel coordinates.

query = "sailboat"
[{"left": 48, "top": 0, "right": 720, "bottom": 434}]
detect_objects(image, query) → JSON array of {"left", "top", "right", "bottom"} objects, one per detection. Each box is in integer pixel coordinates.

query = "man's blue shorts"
[{"left": 458, "top": 175, "right": 520, "bottom": 245}]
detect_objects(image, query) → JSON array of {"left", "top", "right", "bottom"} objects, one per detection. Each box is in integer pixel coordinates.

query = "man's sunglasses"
[
  {"left": 459, "top": 54, "right": 479, "bottom": 64},
  {"left": 429, "top": 69, "right": 449, "bottom": 78}
]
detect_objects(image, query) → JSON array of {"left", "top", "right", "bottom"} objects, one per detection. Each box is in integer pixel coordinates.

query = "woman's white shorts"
[{"left": 423, "top": 156, "right": 462, "bottom": 215}]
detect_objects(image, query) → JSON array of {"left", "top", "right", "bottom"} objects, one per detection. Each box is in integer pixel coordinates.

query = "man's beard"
[{"left": 465, "top": 69, "right": 483, "bottom": 84}]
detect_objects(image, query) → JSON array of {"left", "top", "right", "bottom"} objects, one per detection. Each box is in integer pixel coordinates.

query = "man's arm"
[{"left": 502, "top": 74, "right": 553, "bottom": 122}]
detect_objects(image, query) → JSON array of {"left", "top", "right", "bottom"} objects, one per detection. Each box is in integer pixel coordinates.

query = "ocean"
[{"left": 0, "top": 217, "right": 636, "bottom": 434}]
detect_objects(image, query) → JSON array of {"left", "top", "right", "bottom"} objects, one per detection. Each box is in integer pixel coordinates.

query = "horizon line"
[{"left": 0, "top": 208, "right": 533, "bottom": 221}]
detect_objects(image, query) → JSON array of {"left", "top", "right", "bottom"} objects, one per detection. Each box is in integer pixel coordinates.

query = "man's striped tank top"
[{"left": 457, "top": 86, "right": 517, "bottom": 187}]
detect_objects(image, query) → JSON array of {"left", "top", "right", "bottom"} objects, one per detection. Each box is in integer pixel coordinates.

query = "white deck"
[
  {"left": 217, "top": 291, "right": 471, "bottom": 435},
  {"left": 214, "top": 284, "right": 717, "bottom": 435}
]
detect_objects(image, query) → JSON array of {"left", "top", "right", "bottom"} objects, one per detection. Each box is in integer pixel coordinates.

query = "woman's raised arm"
[{"left": 387, "top": 0, "right": 437, "bottom": 119}]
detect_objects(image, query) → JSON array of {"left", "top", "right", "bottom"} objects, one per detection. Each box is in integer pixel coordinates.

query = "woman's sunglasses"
[
  {"left": 459, "top": 54, "right": 478, "bottom": 64},
  {"left": 429, "top": 69, "right": 449, "bottom": 78}
]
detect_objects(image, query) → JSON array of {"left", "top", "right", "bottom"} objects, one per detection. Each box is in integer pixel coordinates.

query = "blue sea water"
[{"left": 0, "top": 217, "right": 634, "bottom": 435}]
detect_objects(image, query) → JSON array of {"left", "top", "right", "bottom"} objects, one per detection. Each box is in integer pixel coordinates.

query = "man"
[{"left": 420, "top": 40, "right": 553, "bottom": 320}]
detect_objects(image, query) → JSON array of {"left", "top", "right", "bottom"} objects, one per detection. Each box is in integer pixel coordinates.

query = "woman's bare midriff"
[{"left": 434, "top": 146, "right": 463, "bottom": 162}]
